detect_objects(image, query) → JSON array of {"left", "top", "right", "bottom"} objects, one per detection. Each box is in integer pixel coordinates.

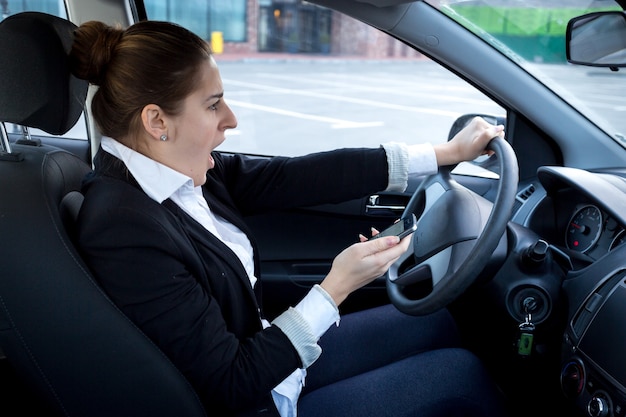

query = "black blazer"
[{"left": 77, "top": 147, "right": 389, "bottom": 415}]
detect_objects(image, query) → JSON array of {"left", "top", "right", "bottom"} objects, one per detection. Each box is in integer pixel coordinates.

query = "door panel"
[
  {"left": 247, "top": 171, "right": 501, "bottom": 319},
  {"left": 245, "top": 191, "right": 409, "bottom": 318}
]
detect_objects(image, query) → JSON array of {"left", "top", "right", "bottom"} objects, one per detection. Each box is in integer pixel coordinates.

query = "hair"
[{"left": 69, "top": 20, "right": 212, "bottom": 148}]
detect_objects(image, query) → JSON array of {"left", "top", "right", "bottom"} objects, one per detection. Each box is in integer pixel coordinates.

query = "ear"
[{"left": 141, "top": 104, "right": 168, "bottom": 141}]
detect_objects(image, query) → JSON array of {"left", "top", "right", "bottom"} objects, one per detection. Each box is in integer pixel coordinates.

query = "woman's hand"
[
  {"left": 320, "top": 235, "right": 411, "bottom": 306},
  {"left": 433, "top": 116, "right": 505, "bottom": 166}
]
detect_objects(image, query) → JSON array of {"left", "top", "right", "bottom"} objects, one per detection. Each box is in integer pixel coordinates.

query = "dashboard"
[
  {"left": 510, "top": 166, "right": 626, "bottom": 417},
  {"left": 522, "top": 166, "right": 626, "bottom": 266}
]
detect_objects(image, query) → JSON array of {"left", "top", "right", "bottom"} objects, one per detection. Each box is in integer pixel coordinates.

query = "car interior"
[{"left": 1, "top": 1, "right": 626, "bottom": 417}]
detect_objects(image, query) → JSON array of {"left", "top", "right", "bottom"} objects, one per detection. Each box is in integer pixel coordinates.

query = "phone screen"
[{"left": 373, "top": 214, "right": 417, "bottom": 240}]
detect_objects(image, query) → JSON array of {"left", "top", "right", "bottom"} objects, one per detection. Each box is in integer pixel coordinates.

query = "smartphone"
[{"left": 372, "top": 213, "right": 417, "bottom": 240}]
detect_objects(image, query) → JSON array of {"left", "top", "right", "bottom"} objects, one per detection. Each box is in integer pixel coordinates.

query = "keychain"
[
  {"left": 516, "top": 296, "right": 537, "bottom": 357},
  {"left": 517, "top": 312, "right": 535, "bottom": 356}
]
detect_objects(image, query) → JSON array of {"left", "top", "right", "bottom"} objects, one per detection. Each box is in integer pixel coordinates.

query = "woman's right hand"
[{"left": 320, "top": 235, "right": 411, "bottom": 306}]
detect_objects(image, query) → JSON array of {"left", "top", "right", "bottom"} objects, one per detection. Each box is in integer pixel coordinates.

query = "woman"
[{"left": 70, "top": 19, "right": 508, "bottom": 417}]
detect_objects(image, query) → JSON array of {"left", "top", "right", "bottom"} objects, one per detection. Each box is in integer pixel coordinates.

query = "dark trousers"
[{"left": 298, "top": 304, "right": 508, "bottom": 417}]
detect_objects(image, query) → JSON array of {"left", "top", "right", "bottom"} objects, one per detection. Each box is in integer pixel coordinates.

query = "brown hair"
[{"left": 69, "top": 20, "right": 212, "bottom": 148}]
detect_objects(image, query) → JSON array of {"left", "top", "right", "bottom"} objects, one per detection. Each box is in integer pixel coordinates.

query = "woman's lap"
[
  {"left": 299, "top": 304, "right": 507, "bottom": 417},
  {"left": 302, "top": 303, "right": 462, "bottom": 393},
  {"left": 299, "top": 347, "right": 507, "bottom": 417}
]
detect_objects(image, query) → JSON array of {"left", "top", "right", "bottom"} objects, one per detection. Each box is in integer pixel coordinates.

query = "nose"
[{"left": 222, "top": 100, "right": 238, "bottom": 131}]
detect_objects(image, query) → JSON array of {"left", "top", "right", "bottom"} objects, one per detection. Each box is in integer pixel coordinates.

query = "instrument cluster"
[{"left": 564, "top": 203, "right": 626, "bottom": 260}]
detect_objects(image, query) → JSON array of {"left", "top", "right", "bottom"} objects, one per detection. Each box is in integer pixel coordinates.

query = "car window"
[
  {"left": 144, "top": 1, "right": 504, "bottom": 157},
  {"left": 0, "top": 0, "right": 88, "bottom": 141}
]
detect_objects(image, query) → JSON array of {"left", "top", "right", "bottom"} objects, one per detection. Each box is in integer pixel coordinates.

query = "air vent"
[
  {"left": 511, "top": 184, "right": 536, "bottom": 216},
  {"left": 516, "top": 184, "right": 536, "bottom": 202}
]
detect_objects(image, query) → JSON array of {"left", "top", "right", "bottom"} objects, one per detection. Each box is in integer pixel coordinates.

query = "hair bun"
[{"left": 70, "top": 21, "right": 123, "bottom": 85}]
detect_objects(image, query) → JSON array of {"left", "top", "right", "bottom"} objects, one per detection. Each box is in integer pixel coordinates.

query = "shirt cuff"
[
  {"left": 407, "top": 142, "right": 438, "bottom": 176},
  {"left": 381, "top": 142, "right": 409, "bottom": 192},
  {"left": 271, "top": 285, "right": 339, "bottom": 368},
  {"left": 271, "top": 307, "right": 322, "bottom": 369},
  {"left": 381, "top": 142, "right": 438, "bottom": 192},
  {"left": 295, "top": 284, "right": 340, "bottom": 339}
]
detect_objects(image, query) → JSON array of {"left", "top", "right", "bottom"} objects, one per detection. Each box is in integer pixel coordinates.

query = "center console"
[{"left": 561, "top": 270, "right": 626, "bottom": 417}]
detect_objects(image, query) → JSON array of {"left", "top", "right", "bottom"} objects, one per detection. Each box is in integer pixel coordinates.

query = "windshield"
[{"left": 426, "top": 0, "right": 626, "bottom": 146}]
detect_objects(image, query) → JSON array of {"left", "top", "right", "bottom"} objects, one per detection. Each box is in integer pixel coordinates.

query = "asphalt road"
[{"left": 217, "top": 59, "right": 504, "bottom": 156}]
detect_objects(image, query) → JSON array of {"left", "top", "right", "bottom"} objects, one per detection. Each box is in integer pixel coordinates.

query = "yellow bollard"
[{"left": 211, "top": 31, "right": 223, "bottom": 54}]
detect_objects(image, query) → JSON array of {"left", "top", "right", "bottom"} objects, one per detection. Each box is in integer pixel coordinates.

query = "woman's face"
[{"left": 165, "top": 57, "right": 237, "bottom": 185}]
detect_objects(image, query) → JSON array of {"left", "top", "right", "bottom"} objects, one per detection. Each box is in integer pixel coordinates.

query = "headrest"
[{"left": 0, "top": 12, "right": 88, "bottom": 135}]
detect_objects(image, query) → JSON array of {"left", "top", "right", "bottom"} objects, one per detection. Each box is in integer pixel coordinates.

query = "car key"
[{"left": 517, "top": 312, "right": 535, "bottom": 357}]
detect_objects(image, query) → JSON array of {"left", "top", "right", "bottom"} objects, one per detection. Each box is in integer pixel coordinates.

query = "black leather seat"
[{"left": 0, "top": 12, "right": 207, "bottom": 417}]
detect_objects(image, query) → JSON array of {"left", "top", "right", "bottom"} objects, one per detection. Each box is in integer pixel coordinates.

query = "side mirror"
[{"left": 566, "top": 11, "right": 626, "bottom": 69}]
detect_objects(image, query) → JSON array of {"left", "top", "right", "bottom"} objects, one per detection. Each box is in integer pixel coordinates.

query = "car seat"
[{"left": 0, "top": 12, "right": 207, "bottom": 417}]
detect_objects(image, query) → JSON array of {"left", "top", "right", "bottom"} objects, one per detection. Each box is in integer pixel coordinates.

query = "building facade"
[{"left": 146, "top": 0, "right": 421, "bottom": 58}]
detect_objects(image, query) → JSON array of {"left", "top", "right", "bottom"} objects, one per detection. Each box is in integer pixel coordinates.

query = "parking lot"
[
  {"left": 214, "top": 57, "right": 626, "bottom": 157},
  {"left": 217, "top": 58, "right": 504, "bottom": 156}
]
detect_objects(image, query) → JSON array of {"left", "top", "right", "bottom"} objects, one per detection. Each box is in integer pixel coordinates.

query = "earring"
[{"left": 160, "top": 134, "right": 167, "bottom": 141}]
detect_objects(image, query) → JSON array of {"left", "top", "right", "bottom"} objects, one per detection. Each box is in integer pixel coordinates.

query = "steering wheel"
[{"left": 387, "top": 136, "right": 518, "bottom": 316}]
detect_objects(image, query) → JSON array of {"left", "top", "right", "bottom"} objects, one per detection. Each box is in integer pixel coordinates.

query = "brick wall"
[
  {"left": 222, "top": 0, "right": 258, "bottom": 54},
  {"left": 222, "top": 0, "right": 423, "bottom": 59},
  {"left": 331, "top": 12, "right": 422, "bottom": 58}
]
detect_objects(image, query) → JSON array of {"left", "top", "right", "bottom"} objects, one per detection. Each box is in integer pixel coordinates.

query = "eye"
[{"left": 208, "top": 99, "right": 220, "bottom": 111}]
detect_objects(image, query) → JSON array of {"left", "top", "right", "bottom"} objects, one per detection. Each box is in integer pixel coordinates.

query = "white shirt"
[{"left": 100, "top": 137, "right": 437, "bottom": 417}]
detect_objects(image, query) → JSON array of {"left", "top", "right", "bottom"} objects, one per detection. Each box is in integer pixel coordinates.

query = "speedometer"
[{"left": 566, "top": 205, "right": 603, "bottom": 253}]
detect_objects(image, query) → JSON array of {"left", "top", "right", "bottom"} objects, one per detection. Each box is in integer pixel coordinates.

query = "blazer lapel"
[{"left": 162, "top": 199, "right": 260, "bottom": 305}]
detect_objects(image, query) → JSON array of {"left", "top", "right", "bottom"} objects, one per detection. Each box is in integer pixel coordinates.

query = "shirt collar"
[{"left": 101, "top": 136, "right": 194, "bottom": 203}]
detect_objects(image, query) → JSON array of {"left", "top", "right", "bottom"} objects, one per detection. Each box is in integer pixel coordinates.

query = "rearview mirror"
[{"left": 566, "top": 11, "right": 626, "bottom": 69}]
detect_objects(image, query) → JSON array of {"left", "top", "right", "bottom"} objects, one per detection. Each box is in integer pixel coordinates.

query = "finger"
[
  {"left": 364, "top": 236, "right": 408, "bottom": 269},
  {"left": 363, "top": 235, "right": 400, "bottom": 255},
  {"left": 496, "top": 124, "right": 505, "bottom": 138}
]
